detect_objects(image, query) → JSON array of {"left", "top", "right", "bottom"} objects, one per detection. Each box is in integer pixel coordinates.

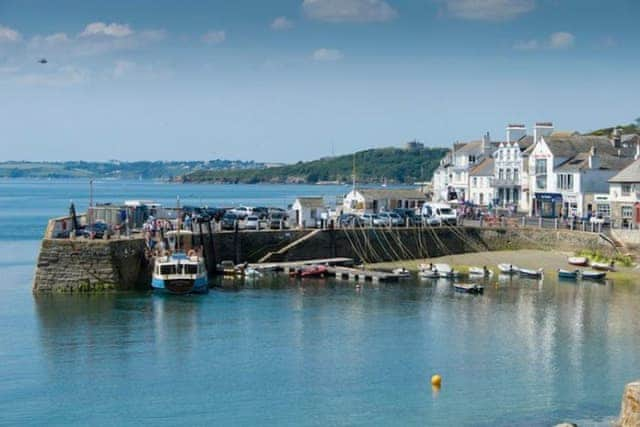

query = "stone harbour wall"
[
  {"left": 32, "top": 226, "right": 617, "bottom": 292},
  {"left": 33, "top": 238, "right": 148, "bottom": 292}
]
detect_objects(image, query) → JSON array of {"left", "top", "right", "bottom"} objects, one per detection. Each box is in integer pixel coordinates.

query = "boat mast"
[{"left": 176, "top": 195, "right": 181, "bottom": 252}]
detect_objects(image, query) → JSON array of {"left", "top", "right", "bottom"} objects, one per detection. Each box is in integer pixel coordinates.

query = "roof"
[
  {"left": 355, "top": 188, "right": 426, "bottom": 200},
  {"left": 454, "top": 140, "right": 483, "bottom": 154},
  {"left": 469, "top": 158, "right": 494, "bottom": 176},
  {"left": 294, "top": 197, "right": 325, "bottom": 208},
  {"left": 609, "top": 158, "right": 640, "bottom": 183},
  {"left": 555, "top": 153, "right": 634, "bottom": 173},
  {"left": 515, "top": 135, "right": 534, "bottom": 151},
  {"left": 543, "top": 135, "right": 636, "bottom": 158}
]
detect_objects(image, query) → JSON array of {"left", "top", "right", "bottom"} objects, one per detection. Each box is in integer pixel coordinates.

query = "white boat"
[
  {"left": 498, "top": 263, "right": 519, "bottom": 274},
  {"left": 392, "top": 267, "right": 411, "bottom": 278},
  {"left": 591, "top": 261, "right": 614, "bottom": 271},
  {"left": 433, "top": 263, "right": 459, "bottom": 278},
  {"left": 519, "top": 268, "right": 543, "bottom": 278},
  {"left": 244, "top": 267, "right": 263, "bottom": 278},
  {"left": 152, "top": 252, "right": 208, "bottom": 294},
  {"left": 419, "top": 268, "right": 439, "bottom": 279},
  {"left": 568, "top": 256, "right": 589, "bottom": 266},
  {"left": 469, "top": 266, "right": 492, "bottom": 277},
  {"left": 580, "top": 270, "right": 607, "bottom": 280}
]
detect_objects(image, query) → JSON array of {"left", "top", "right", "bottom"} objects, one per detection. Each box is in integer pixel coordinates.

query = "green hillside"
[
  {"left": 587, "top": 122, "right": 640, "bottom": 136},
  {"left": 182, "top": 147, "right": 448, "bottom": 184}
]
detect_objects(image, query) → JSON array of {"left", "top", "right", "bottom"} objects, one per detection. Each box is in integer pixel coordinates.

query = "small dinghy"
[
  {"left": 558, "top": 269, "right": 579, "bottom": 280},
  {"left": 419, "top": 268, "right": 439, "bottom": 279},
  {"left": 469, "top": 266, "right": 492, "bottom": 277},
  {"left": 291, "top": 265, "right": 328, "bottom": 278},
  {"left": 580, "top": 270, "right": 607, "bottom": 281},
  {"left": 392, "top": 267, "right": 411, "bottom": 278},
  {"left": 498, "top": 263, "right": 519, "bottom": 274},
  {"left": 568, "top": 256, "right": 589, "bottom": 266},
  {"left": 519, "top": 268, "right": 543, "bottom": 278},
  {"left": 453, "top": 283, "right": 484, "bottom": 294},
  {"left": 433, "top": 263, "right": 458, "bottom": 278},
  {"left": 244, "top": 267, "right": 263, "bottom": 278},
  {"left": 591, "top": 261, "right": 614, "bottom": 271}
]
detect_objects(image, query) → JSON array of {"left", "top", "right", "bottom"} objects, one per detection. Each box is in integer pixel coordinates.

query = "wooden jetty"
[{"left": 248, "top": 258, "right": 402, "bottom": 282}]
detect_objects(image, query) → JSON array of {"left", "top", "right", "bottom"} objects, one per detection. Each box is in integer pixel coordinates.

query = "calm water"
[{"left": 1, "top": 179, "right": 639, "bottom": 426}]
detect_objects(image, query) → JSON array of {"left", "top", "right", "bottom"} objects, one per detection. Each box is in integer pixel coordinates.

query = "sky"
[{"left": 0, "top": 0, "right": 639, "bottom": 163}]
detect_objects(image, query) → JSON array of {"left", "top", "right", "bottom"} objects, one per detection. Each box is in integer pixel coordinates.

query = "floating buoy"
[{"left": 431, "top": 374, "right": 442, "bottom": 387}]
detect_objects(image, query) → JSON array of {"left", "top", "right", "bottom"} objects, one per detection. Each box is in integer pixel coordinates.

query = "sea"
[{"left": 1, "top": 178, "right": 639, "bottom": 426}]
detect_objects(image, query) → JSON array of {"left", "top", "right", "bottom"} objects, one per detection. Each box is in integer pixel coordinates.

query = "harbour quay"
[{"left": 33, "top": 208, "right": 617, "bottom": 292}]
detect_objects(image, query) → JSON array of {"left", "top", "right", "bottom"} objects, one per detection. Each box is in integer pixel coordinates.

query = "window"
[
  {"left": 473, "top": 177, "right": 478, "bottom": 187},
  {"left": 535, "top": 159, "right": 547, "bottom": 175},
  {"left": 536, "top": 175, "right": 547, "bottom": 190},
  {"left": 557, "top": 174, "right": 574, "bottom": 191},
  {"left": 184, "top": 264, "right": 198, "bottom": 274},
  {"left": 622, "top": 206, "right": 633, "bottom": 218},
  {"left": 597, "top": 204, "right": 611, "bottom": 218},
  {"left": 513, "top": 188, "right": 519, "bottom": 203},
  {"left": 622, "top": 184, "right": 632, "bottom": 196},
  {"left": 514, "top": 169, "right": 519, "bottom": 181},
  {"left": 499, "top": 169, "right": 504, "bottom": 180},
  {"left": 506, "top": 168, "right": 512, "bottom": 180},
  {"left": 160, "top": 264, "right": 177, "bottom": 275},
  {"left": 506, "top": 149, "right": 511, "bottom": 160}
]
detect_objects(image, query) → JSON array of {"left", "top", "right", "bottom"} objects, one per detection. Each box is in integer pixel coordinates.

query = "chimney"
[
  {"left": 612, "top": 128, "right": 622, "bottom": 148},
  {"left": 506, "top": 124, "right": 526, "bottom": 143},
  {"left": 588, "top": 145, "right": 599, "bottom": 169},
  {"left": 481, "top": 131, "right": 491, "bottom": 156},
  {"left": 534, "top": 122, "right": 554, "bottom": 143}
]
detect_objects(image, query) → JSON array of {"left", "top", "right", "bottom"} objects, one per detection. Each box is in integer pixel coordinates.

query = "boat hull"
[
  {"left": 568, "top": 257, "right": 589, "bottom": 266},
  {"left": 558, "top": 270, "right": 579, "bottom": 280},
  {"left": 454, "top": 284, "right": 484, "bottom": 294},
  {"left": 152, "top": 276, "right": 209, "bottom": 294},
  {"left": 581, "top": 271, "right": 607, "bottom": 281}
]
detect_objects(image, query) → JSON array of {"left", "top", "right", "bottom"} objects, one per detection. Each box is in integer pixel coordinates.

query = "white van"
[{"left": 421, "top": 203, "right": 457, "bottom": 226}]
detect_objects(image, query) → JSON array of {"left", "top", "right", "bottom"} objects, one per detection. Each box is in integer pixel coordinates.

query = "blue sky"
[{"left": 0, "top": 0, "right": 639, "bottom": 162}]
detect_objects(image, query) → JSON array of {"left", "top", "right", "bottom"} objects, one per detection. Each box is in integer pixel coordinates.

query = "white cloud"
[
  {"left": 16, "top": 66, "right": 88, "bottom": 87},
  {"left": 440, "top": 0, "right": 535, "bottom": 21},
  {"left": 513, "top": 31, "right": 575, "bottom": 50},
  {"left": 271, "top": 16, "right": 294, "bottom": 30},
  {"left": 513, "top": 39, "right": 538, "bottom": 50},
  {"left": 549, "top": 31, "right": 575, "bottom": 49},
  {"left": 202, "top": 30, "right": 226, "bottom": 44},
  {"left": 0, "top": 25, "right": 21, "bottom": 42},
  {"left": 81, "top": 22, "right": 133, "bottom": 38},
  {"left": 112, "top": 60, "right": 136, "bottom": 78},
  {"left": 312, "top": 48, "right": 343, "bottom": 61},
  {"left": 303, "top": 0, "right": 397, "bottom": 23}
]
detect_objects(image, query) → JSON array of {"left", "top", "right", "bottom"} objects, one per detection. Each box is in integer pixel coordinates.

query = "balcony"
[{"left": 490, "top": 177, "right": 521, "bottom": 187}]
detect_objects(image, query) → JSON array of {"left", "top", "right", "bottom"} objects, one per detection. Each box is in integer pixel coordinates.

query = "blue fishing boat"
[
  {"left": 558, "top": 269, "right": 579, "bottom": 280},
  {"left": 152, "top": 252, "right": 209, "bottom": 294}
]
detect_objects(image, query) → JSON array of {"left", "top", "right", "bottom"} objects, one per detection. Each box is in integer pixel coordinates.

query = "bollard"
[
  {"left": 521, "top": 216, "right": 526, "bottom": 227},
  {"left": 554, "top": 218, "right": 558, "bottom": 229},
  {"left": 538, "top": 217, "right": 542, "bottom": 228}
]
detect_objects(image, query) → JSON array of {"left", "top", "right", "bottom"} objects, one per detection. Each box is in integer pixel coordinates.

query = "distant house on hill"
[
  {"left": 291, "top": 197, "right": 325, "bottom": 228},
  {"left": 342, "top": 188, "right": 426, "bottom": 214}
]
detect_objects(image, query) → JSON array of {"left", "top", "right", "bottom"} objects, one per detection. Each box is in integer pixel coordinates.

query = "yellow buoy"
[{"left": 431, "top": 374, "right": 442, "bottom": 387}]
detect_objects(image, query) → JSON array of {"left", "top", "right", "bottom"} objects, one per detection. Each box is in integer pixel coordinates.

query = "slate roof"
[
  {"left": 294, "top": 197, "right": 325, "bottom": 208},
  {"left": 609, "top": 158, "right": 640, "bottom": 183},
  {"left": 356, "top": 189, "right": 426, "bottom": 200},
  {"left": 544, "top": 135, "right": 635, "bottom": 158},
  {"left": 555, "top": 153, "right": 633, "bottom": 172},
  {"left": 469, "top": 158, "right": 494, "bottom": 176}
]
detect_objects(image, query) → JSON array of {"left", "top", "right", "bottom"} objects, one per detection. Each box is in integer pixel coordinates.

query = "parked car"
[
  {"left": 245, "top": 215, "right": 260, "bottom": 230},
  {"left": 360, "top": 213, "right": 378, "bottom": 226},
  {"left": 421, "top": 203, "right": 457, "bottom": 226},
  {"left": 338, "top": 213, "right": 363, "bottom": 227},
  {"left": 269, "top": 212, "right": 288, "bottom": 229},
  {"left": 229, "top": 206, "right": 252, "bottom": 219},
  {"left": 221, "top": 212, "right": 239, "bottom": 230},
  {"left": 393, "top": 208, "right": 422, "bottom": 226},
  {"left": 252, "top": 207, "right": 269, "bottom": 219},
  {"left": 378, "top": 212, "right": 403, "bottom": 226},
  {"left": 79, "top": 221, "right": 108, "bottom": 239}
]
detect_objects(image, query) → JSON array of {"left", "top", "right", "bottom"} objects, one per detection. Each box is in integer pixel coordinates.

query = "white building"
[
  {"left": 432, "top": 132, "right": 495, "bottom": 203},
  {"left": 469, "top": 158, "right": 494, "bottom": 206},
  {"left": 528, "top": 134, "right": 635, "bottom": 218},
  {"left": 608, "top": 151, "right": 640, "bottom": 226},
  {"left": 492, "top": 124, "right": 535, "bottom": 212},
  {"left": 291, "top": 197, "right": 325, "bottom": 228},
  {"left": 342, "top": 189, "right": 426, "bottom": 215}
]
